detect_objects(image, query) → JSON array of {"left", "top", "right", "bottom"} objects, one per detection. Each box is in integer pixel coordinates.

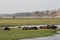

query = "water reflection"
[{"left": 21, "top": 34, "right": 60, "bottom": 40}]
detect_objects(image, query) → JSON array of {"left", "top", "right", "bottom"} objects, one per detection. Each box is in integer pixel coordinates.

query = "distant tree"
[
  {"left": 51, "top": 11, "right": 57, "bottom": 17},
  {"left": 40, "top": 12, "right": 44, "bottom": 17},
  {"left": 45, "top": 10, "right": 50, "bottom": 16},
  {"left": 13, "top": 15, "right": 15, "bottom": 19},
  {"left": 0, "top": 16, "right": 2, "bottom": 19},
  {"left": 34, "top": 11, "right": 44, "bottom": 17}
]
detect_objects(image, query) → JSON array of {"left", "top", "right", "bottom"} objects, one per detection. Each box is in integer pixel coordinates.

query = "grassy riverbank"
[
  {"left": 0, "top": 18, "right": 60, "bottom": 26},
  {"left": 0, "top": 28, "right": 56, "bottom": 40},
  {"left": 0, "top": 18, "right": 59, "bottom": 40}
]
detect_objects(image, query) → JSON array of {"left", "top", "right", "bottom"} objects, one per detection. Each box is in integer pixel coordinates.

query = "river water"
[
  {"left": 0, "top": 25, "right": 60, "bottom": 28},
  {"left": 21, "top": 34, "right": 60, "bottom": 40}
]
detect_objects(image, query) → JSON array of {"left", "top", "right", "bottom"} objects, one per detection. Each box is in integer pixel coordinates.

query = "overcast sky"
[{"left": 0, "top": 0, "right": 60, "bottom": 14}]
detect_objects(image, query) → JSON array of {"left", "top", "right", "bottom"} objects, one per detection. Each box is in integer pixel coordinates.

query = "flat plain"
[{"left": 0, "top": 18, "right": 60, "bottom": 26}]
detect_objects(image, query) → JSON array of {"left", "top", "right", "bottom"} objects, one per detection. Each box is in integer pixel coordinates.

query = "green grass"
[
  {"left": 0, "top": 28, "right": 56, "bottom": 40},
  {"left": 0, "top": 18, "right": 60, "bottom": 26},
  {"left": 0, "top": 18, "right": 59, "bottom": 40},
  {"left": 56, "top": 28, "right": 60, "bottom": 31}
]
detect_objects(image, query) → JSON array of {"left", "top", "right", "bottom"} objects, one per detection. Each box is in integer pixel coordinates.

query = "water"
[
  {"left": 21, "top": 34, "right": 60, "bottom": 40},
  {"left": 0, "top": 25, "right": 60, "bottom": 28},
  {"left": 21, "top": 25, "right": 60, "bottom": 28}
]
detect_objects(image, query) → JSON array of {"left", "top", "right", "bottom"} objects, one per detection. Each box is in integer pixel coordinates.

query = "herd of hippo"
[
  {"left": 4, "top": 25, "right": 57, "bottom": 31},
  {"left": 22, "top": 25, "right": 57, "bottom": 30}
]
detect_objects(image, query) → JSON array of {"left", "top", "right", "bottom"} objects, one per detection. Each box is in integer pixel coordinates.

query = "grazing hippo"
[
  {"left": 39, "top": 26, "right": 47, "bottom": 29},
  {"left": 51, "top": 25, "right": 57, "bottom": 29},
  {"left": 39, "top": 25, "right": 57, "bottom": 29},
  {"left": 30, "top": 26, "right": 38, "bottom": 30},
  {"left": 22, "top": 26, "right": 38, "bottom": 30},
  {"left": 4, "top": 27, "right": 10, "bottom": 31},
  {"left": 22, "top": 27, "right": 29, "bottom": 30}
]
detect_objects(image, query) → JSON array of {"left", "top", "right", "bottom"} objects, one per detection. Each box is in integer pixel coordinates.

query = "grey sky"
[{"left": 0, "top": 0, "right": 60, "bottom": 14}]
